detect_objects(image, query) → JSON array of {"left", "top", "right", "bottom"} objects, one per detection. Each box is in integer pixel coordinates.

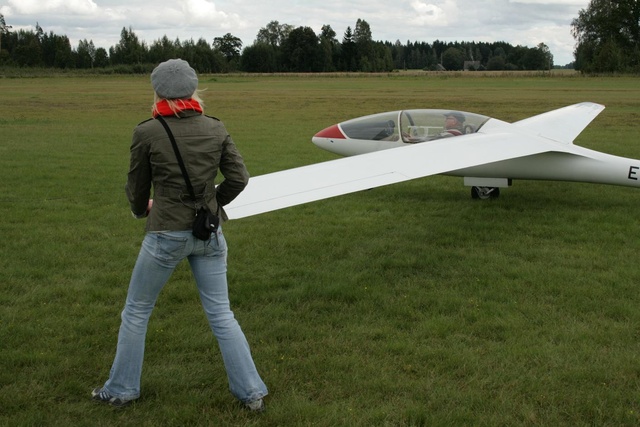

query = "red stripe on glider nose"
[{"left": 314, "top": 124, "right": 345, "bottom": 139}]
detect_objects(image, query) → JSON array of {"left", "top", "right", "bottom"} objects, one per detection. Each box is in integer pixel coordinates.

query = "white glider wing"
[
  {"left": 224, "top": 102, "right": 604, "bottom": 219},
  {"left": 226, "top": 125, "right": 556, "bottom": 219}
]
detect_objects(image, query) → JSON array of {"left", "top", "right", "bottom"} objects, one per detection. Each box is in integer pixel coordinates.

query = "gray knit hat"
[{"left": 151, "top": 59, "right": 198, "bottom": 99}]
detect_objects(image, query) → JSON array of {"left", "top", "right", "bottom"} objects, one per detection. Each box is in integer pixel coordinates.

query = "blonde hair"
[{"left": 153, "top": 90, "right": 206, "bottom": 116}]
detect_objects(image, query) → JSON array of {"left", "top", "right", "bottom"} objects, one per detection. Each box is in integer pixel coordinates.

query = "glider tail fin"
[{"left": 512, "top": 102, "right": 605, "bottom": 144}]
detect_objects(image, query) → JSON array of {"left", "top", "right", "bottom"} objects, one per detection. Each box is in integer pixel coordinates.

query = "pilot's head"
[{"left": 444, "top": 112, "right": 465, "bottom": 129}]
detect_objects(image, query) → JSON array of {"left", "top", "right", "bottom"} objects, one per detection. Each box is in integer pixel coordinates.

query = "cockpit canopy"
[{"left": 338, "top": 109, "right": 490, "bottom": 143}]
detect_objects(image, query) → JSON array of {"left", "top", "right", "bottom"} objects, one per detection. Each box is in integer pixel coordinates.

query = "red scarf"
[{"left": 153, "top": 99, "right": 203, "bottom": 117}]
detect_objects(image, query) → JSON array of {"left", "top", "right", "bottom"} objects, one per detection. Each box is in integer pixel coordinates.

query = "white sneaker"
[
  {"left": 91, "top": 387, "right": 134, "bottom": 408},
  {"left": 245, "top": 398, "right": 265, "bottom": 412}
]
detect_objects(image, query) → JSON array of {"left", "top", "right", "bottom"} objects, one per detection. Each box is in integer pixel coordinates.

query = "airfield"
[{"left": 2, "top": 71, "right": 640, "bottom": 425}]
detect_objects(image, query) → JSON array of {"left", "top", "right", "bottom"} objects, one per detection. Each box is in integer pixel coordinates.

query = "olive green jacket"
[{"left": 125, "top": 111, "right": 249, "bottom": 231}]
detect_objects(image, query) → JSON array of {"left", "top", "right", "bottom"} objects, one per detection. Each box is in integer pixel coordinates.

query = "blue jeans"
[{"left": 102, "top": 228, "right": 268, "bottom": 403}]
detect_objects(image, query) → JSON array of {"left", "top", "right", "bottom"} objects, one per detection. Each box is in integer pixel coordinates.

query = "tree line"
[{"left": 0, "top": 14, "right": 572, "bottom": 74}]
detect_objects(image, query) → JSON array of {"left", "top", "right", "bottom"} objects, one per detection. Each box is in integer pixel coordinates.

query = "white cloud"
[
  {"left": 5, "top": 0, "right": 99, "bottom": 15},
  {"left": 180, "top": 0, "right": 247, "bottom": 30},
  {"left": 509, "top": 0, "right": 585, "bottom": 4},
  {"left": 409, "top": 0, "right": 459, "bottom": 26}
]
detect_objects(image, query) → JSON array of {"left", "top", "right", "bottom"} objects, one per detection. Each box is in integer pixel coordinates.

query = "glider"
[{"left": 225, "top": 102, "right": 640, "bottom": 219}]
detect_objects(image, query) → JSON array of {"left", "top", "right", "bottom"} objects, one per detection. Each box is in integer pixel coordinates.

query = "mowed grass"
[{"left": 1, "top": 71, "right": 640, "bottom": 426}]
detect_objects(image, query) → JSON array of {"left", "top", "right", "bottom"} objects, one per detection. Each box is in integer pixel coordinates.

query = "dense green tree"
[
  {"left": 41, "top": 31, "right": 73, "bottom": 68},
  {"left": 0, "top": 13, "right": 12, "bottom": 53},
  {"left": 478, "top": 44, "right": 492, "bottom": 66},
  {"left": 109, "top": 26, "right": 146, "bottom": 65},
  {"left": 94, "top": 47, "right": 109, "bottom": 67},
  {"left": 281, "top": 26, "right": 321, "bottom": 72},
  {"left": 213, "top": 33, "right": 242, "bottom": 62},
  {"left": 76, "top": 39, "right": 96, "bottom": 68},
  {"left": 13, "top": 29, "right": 42, "bottom": 66},
  {"left": 486, "top": 55, "right": 506, "bottom": 70},
  {"left": 354, "top": 19, "right": 374, "bottom": 71},
  {"left": 372, "top": 42, "right": 394, "bottom": 72},
  {"left": 341, "top": 26, "right": 357, "bottom": 71},
  {"left": 193, "top": 37, "right": 226, "bottom": 73},
  {"left": 55, "top": 36, "right": 74, "bottom": 68},
  {"left": 404, "top": 41, "right": 437, "bottom": 70},
  {"left": 572, "top": 0, "right": 640, "bottom": 72},
  {"left": 178, "top": 38, "right": 197, "bottom": 68},
  {"left": 319, "top": 24, "right": 338, "bottom": 72},
  {"left": 256, "top": 21, "right": 294, "bottom": 47},
  {"left": 441, "top": 46, "right": 465, "bottom": 70},
  {"left": 521, "top": 43, "right": 553, "bottom": 70},
  {"left": 148, "top": 36, "right": 178, "bottom": 64},
  {"left": 241, "top": 42, "right": 279, "bottom": 72},
  {"left": 505, "top": 45, "right": 527, "bottom": 69},
  {"left": 432, "top": 39, "right": 447, "bottom": 62},
  {"left": 250, "top": 21, "right": 294, "bottom": 72},
  {"left": 391, "top": 40, "right": 405, "bottom": 69},
  {"left": 591, "top": 38, "right": 625, "bottom": 72}
]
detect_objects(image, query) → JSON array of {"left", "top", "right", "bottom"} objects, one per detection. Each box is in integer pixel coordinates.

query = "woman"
[{"left": 92, "top": 59, "right": 268, "bottom": 411}]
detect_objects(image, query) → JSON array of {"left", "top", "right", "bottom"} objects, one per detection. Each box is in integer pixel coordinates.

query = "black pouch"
[{"left": 192, "top": 206, "right": 219, "bottom": 240}]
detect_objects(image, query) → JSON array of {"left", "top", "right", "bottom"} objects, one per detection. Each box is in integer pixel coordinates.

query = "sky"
[{"left": 0, "top": 0, "right": 591, "bottom": 65}]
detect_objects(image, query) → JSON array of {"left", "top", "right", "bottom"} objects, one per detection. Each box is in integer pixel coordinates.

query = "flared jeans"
[{"left": 102, "top": 228, "right": 267, "bottom": 403}]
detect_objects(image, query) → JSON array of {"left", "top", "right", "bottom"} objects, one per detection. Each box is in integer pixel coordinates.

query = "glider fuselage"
[{"left": 311, "top": 108, "right": 640, "bottom": 191}]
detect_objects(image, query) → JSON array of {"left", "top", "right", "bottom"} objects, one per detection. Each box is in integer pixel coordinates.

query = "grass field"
[{"left": 1, "top": 71, "right": 640, "bottom": 426}]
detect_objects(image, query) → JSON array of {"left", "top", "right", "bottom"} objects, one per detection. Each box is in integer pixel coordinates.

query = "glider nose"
[{"left": 312, "top": 124, "right": 345, "bottom": 152}]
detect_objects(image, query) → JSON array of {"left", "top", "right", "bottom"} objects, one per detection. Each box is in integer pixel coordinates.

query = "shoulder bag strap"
[{"left": 155, "top": 115, "right": 197, "bottom": 202}]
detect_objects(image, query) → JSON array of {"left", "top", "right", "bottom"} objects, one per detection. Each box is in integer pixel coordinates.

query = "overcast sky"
[{"left": 1, "top": 0, "right": 590, "bottom": 65}]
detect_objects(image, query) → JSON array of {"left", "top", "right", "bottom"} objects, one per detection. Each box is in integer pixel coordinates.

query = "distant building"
[{"left": 464, "top": 61, "right": 481, "bottom": 71}]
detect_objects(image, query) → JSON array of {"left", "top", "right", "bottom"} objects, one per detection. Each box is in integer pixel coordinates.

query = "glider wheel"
[{"left": 471, "top": 186, "right": 500, "bottom": 200}]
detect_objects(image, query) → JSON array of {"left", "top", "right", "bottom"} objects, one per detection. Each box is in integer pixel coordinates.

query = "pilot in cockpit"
[
  {"left": 402, "top": 111, "right": 469, "bottom": 143},
  {"left": 440, "top": 112, "right": 465, "bottom": 137}
]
